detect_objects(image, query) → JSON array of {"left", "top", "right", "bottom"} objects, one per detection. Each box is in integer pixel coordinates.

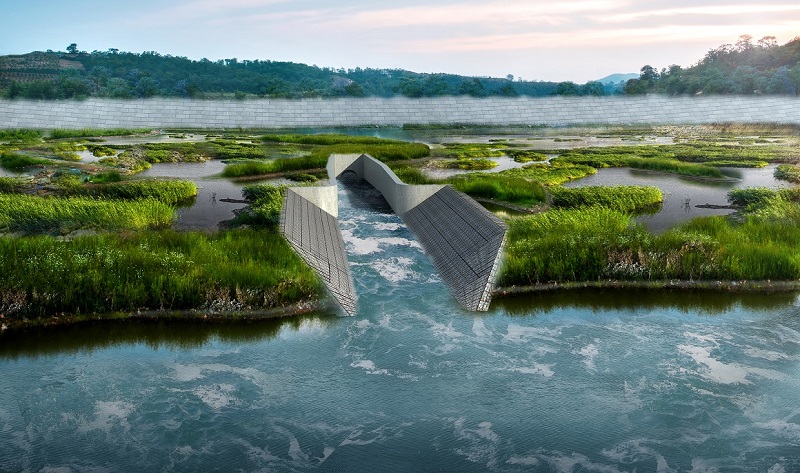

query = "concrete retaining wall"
[{"left": 3, "top": 96, "right": 800, "bottom": 129}]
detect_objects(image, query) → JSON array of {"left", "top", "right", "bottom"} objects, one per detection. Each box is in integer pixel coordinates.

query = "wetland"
[{"left": 2, "top": 124, "right": 800, "bottom": 470}]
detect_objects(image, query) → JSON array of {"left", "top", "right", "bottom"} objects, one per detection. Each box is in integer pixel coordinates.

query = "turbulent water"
[{"left": 2, "top": 177, "right": 800, "bottom": 472}]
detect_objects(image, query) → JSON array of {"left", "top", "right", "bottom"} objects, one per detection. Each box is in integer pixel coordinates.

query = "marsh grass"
[
  {"left": 775, "top": 164, "right": 800, "bottom": 183},
  {"left": 0, "top": 229, "right": 320, "bottom": 318},
  {"left": 434, "top": 158, "right": 499, "bottom": 170},
  {"left": 232, "top": 184, "right": 287, "bottom": 227},
  {"left": 500, "top": 162, "right": 598, "bottom": 185},
  {"left": 500, "top": 196, "right": 800, "bottom": 285},
  {"left": 447, "top": 175, "right": 546, "bottom": 205},
  {"left": 0, "top": 129, "right": 42, "bottom": 143},
  {"left": 0, "top": 152, "right": 51, "bottom": 170},
  {"left": 550, "top": 186, "right": 663, "bottom": 213},
  {"left": 0, "top": 177, "right": 27, "bottom": 193},
  {"left": 434, "top": 143, "right": 505, "bottom": 159},
  {"left": 222, "top": 141, "right": 430, "bottom": 178},
  {"left": 0, "top": 194, "right": 173, "bottom": 234},
  {"left": 75, "top": 180, "right": 198, "bottom": 206},
  {"left": 48, "top": 128, "right": 152, "bottom": 139},
  {"left": 505, "top": 149, "right": 549, "bottom": 163}
]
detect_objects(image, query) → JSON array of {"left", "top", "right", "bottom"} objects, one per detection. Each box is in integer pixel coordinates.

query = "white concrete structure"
[{"left": 281, "top": 154, "right": 506, "bottom": 314}]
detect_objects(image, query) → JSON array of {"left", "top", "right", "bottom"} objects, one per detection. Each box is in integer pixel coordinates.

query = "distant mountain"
[{"left": 596, "top": 73, "right": 638, "bottom": 85}]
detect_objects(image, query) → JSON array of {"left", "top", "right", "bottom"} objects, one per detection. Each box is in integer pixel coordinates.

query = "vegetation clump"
[
  {"left": 550, "top": 185, "right": 663, "bottom": 213},
  {"left": 447, "top": 174, "right": 546, "bottom": 205},
  {"left": 775, "top": 164, "right": 800, "bottom": 183},
  {"left": 0, "top": 229, "right": 320, "bottom": 319},
  {"left": 48, "top": 128, "right": 152, "bottom": 139},
  {"left": 0, "top": 194, "right": 173, "bottom": 234},
  {"left": 0, "top": 152, "right": 50, "bottom": 170},
  {"left": 75, "top": 179, "right": 198, "bottom": 205},
  {"left": 500, "top": 191, "right": 800, "bottom": 286},
  {"left": 0, "top": 177, "right": 27, "bottom": 193},
  {"left": 505, "top": 149, "right": 548, "bottom": 163},
  {"left": 231, "top": 184, "right": 287, "bottom": 228}
]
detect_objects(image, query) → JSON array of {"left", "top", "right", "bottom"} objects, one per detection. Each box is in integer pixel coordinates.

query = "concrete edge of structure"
[{"left": 282, "top": 153, "right": 507, "bottom": 314}]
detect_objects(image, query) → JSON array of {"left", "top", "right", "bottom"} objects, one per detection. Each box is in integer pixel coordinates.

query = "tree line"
[
  {"left": 625, "top": 35, "right": 800, "bottom": 95},
  {"left": 0, "top": 44, "right": 617, "bottom": 100}
]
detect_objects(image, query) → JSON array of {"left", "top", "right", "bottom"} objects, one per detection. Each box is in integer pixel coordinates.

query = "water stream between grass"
[{"left": 2, "top": 175, "right": 799, "bottom": 471}]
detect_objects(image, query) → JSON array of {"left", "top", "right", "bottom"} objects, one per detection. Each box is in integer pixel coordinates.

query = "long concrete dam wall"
[{"left": 2, "top": 96, "right": 800, "bottom": 129}]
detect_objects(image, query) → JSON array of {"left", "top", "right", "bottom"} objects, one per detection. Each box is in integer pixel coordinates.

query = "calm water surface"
[
  {"left": 2, "top": 177, "right": 800, "bottom": 472},
  {"left": 565, "top": 165, "right": 793, "bottom": 232}
]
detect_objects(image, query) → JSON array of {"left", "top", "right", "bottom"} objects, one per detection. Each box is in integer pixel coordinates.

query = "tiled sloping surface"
[
  {"left": 280, "top": 188, "right": 356, "bottom": 315},
  {"left": 403, "top": 186, "right": 506, "bottom": 311}
]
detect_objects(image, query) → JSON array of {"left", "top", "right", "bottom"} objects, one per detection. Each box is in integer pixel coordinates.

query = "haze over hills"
[{"left": 1, "top": 35, "right": 799, "bottom": 100}]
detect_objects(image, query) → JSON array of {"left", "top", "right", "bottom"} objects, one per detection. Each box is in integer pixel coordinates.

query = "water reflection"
[
  {"left": 494, "top": 288, "right": 800, "bottom": 316},
  {"left": 565, "top": 165, "right": 792, "bottom": 232},
  {"left": 0, "top": 313, "right": 339, "bottom": 359}
]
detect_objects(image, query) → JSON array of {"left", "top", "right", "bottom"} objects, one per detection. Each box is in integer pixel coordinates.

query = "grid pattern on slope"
[
  {"left": 403, "top": 186, "right": 506, "bottom": 311},
  {"left": 280, "top": 188, "right": 356, "bottom": 314}
]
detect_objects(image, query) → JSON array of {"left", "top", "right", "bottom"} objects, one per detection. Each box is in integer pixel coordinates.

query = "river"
[{"left": 1, "top": 176, "right": 799, "bottom": 472}]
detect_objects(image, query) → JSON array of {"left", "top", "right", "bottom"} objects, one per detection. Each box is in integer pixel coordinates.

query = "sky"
[{"left": 2, "top": 0, "right": 800, "bottom": 83}]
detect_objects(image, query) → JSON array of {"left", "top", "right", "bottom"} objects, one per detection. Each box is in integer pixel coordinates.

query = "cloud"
[{"left": 595, "top": 4, "right": 800, "bottom": 23}]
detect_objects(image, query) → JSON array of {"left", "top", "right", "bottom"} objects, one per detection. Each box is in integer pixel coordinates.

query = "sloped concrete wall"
[
  {"left": 326, "top": 154, "right": 507, "bottom": 311},
  {"left": 3, "top": 96, "right": 800, "bottom": 129},
  {"left": 280, "top": 187, "right": 356, "bottom": 315}
]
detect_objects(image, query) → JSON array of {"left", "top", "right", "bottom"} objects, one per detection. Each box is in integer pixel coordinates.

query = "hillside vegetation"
[{"left": 625, "top": 35, "right": 800, "bottom": 95}]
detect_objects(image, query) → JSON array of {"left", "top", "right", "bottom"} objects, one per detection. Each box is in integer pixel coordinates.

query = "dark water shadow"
[
  {"left": 0, "top": 312, "right": 339, "bottom": 360},
  {"left": 338, "top": 171, "right": 394, "bottom": 214},
  {"left": 493, "top": 288, "right": 799, "bottom": 317}
]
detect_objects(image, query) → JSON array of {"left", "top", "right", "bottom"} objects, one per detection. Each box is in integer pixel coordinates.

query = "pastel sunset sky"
[{"left": 2, "top": 0, "right": 799, "bottom": 82}]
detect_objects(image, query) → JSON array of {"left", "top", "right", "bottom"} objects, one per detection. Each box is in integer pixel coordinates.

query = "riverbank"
[
  {"left": 494, "top": 279, "right": 800, "bottom": 297},
  {"left": 0, "top": 299, "right": 331, "bottom": 332}
]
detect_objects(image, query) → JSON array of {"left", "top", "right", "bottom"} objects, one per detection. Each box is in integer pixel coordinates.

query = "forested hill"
[
  {"left": 624, "top": 35, "right": 800, "bottom": 96},
  {"left": 0, "top": 46, "right": 583, "bottom": 100}
]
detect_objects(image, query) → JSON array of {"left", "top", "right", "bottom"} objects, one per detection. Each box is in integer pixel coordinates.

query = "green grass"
[
  {"left": 447, "top": 174, "right": 546, "bottom": 205},
  {"left": 435, "top": 158, "right": 499, "bottom": 170},
  {"left": 48, "top": 128, "right": 152, "bottom": 139},
  {"left": 90, "top": 171, "right": 123, "bottom": 183},
  {"left": 434, "top": 143, "right": 505, "bottom": 159},
  {"left": 505, "top": 149, "right": 549, "bottom": 163},
  {"left": 500, "top": 195, "right": 800, "bottom": 286},
  {"left": 550, "top": 186, "right": 663, "bottom": 213},
  {"left": 499, "top": 162, "right": 598, "bottom": 185},
  {"left": 0, "top": 152, "right": 51, "bottom": 170},
  {"left": 0, "top": 229, "right": 320, "bottom": 318},
  {"left": 262, "top": 133, "right": 407, "bottom": 146},
  {"left": 0, "top": 129, "right": 43, "bottom": 143},
  {"left": 0, "top": 194, "right": 174, "bottom": 234},
  {"left": 74, "top": 180, "right": 198, "bottom": 206},
  {"left": 555, "top": 154, "right": 725, "bottom": 179},
  {"left": 0, "top": 177, "right": 27, "bottom": 193},
  {"left": 232, "top": 184, "right": 287, "bottom": 227},
  {"left": 775, "top": 164, "right": 800, "bottom": 183},
  {"left": 221, "top": 155, "right": 329, "bottom": 177}
]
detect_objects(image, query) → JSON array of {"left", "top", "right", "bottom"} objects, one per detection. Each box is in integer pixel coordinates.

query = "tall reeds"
[{"left": 0, "top": 229, "right": 320, "bottom": 318}]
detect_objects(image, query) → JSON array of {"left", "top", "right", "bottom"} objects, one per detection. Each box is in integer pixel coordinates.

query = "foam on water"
[{"left": 1, "top": 176, "right": 800, "bottom": 471}]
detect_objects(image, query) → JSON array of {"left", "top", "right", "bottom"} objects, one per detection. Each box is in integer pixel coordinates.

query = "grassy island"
[{"left": 1, "top": 124, "right": 799, "bottom": 329}]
